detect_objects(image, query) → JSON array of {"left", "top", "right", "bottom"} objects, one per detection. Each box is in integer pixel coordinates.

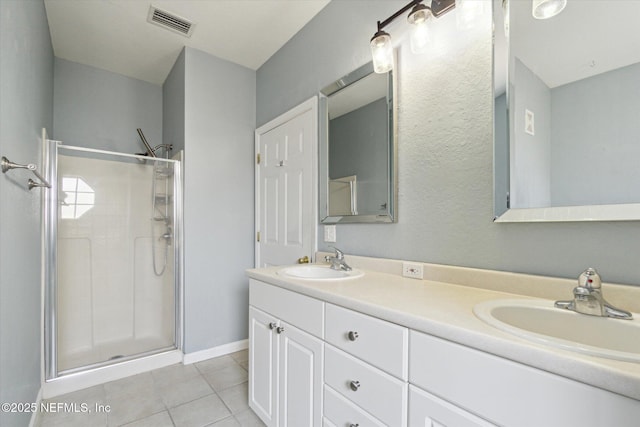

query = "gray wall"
[
  {"left": 329, "top": 98, "right": 388, "bottom": 214},
  {"left": 163, "top": 50, "right": 186, "bottom": 155},
  {"left": 53, "top": 58, "right": 163, "bottom": 154},
  {"left": 0, "top": 0, "right": 53, "bottom": 425},
  {"left": 510, "top": 58, "right": 551, "bottom": 208},
  {"left": 257, "top": 0, "right": 640, "bottom": 286},
  {"left": 182, "top": 48, "right": 255, "bottom": 353},
  {"left": 551, "top": 62, "right": 640, "bottom": 206}
]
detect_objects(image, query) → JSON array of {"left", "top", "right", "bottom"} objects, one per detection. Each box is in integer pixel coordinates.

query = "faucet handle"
[
  {"left": 330, "top": 246, "right": 345, "bottom": 260},
  {"left": 579, "top": 268, "right": 601, "bottom": 290}
]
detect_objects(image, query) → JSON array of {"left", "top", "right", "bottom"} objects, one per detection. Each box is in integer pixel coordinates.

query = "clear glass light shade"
[
  {"left": 408, "top": 4, "right": 431, "bottom": 54},
  {"left": 456, "top": 0, "right": 485, "bottom": 29},
  {"left": 532, "top": 0, "right": 567, "bottom": 19},
  {"left": 407, "top": 5, "right": 430, "bottom": 25},
  {"left": 370, "top": 32, "right": 393, "bottom": 73},
  {"left": 410, "top": 21, "right": 430, "bottom": 54}
]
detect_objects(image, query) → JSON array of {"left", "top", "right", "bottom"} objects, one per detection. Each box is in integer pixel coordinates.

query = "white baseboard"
[{"left": 183, "top": 339, "right": 248, "bottom": 365}]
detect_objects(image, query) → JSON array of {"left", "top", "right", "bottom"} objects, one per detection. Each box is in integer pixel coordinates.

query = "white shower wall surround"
[{"left": 57, "top": 155, "right": 175, "bottom": 372}]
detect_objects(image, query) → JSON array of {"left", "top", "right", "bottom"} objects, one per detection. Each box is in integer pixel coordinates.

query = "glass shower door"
[{"left": 52, "top": 146, "right": 181, "bottom": 375}]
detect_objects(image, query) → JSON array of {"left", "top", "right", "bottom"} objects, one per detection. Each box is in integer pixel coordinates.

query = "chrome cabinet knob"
[
  {"left": 349, "top": 424, "right": 360, "bottom": 427},
  {"left": 347, "top": 331, "right": 359, "bottom": 341},
  {"left": 268, "top": 322, "right": 277, "bottom": 330},
  {"left": 276, "top": 326, "right": 285, "bottom": 334},
  {"left": 349, "top": 380, "right": 361, "bottom": 391}
]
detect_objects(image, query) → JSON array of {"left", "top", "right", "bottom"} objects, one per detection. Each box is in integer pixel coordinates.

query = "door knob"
[{"left": 297, "top": 255, "right": 310, "bottom": 264}]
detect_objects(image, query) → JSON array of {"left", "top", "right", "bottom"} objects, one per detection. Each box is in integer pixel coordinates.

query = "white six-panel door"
[{"left": 255, "top": 97, "right": 317, "bottom": 268}]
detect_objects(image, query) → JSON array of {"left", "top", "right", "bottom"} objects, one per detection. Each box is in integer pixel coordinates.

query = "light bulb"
[
  {"left": 410, "top": 20, "right": 430, "bottom": 54},
  {"left": 532, "top": 0, "right": 567, "bottom": 19},
  {"left": 370, "top": 31, "right": 393, "bottom": 73},
  {"left": 408, "top": 3, "right": 431, "bottom": 54}
]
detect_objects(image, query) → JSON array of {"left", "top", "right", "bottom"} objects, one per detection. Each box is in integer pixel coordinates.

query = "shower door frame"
[{"left": 43, "top": 139, "right": 184, "bottom": 381}]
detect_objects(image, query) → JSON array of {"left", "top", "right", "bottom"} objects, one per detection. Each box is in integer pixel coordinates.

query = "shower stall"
[{"left": 43, "top": 137, "right": 183, "bottom": 383}]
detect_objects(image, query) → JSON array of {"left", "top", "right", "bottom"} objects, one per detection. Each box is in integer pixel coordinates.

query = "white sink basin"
[
  {"left": 474, "top": 299, "right": 640, "bottom": 362},
  {"left": 278, "top": 265, "right": 363, "bottom": 280}
]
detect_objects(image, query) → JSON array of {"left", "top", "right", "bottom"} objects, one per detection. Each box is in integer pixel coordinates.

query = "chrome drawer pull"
[
  {"left": 349, "top": 424, "right": 360, "bottom": 427},
  {"left": 349, "top": 380, "right": 361, "bottom": 391},
  {"left": 276, "top": 326, "right": 285, "bottom": 334},
  {"left": 269, "top": 322, "right": 277, "bottom": 330},
  {"left": 348, "top": 331, "right": 359, "bottom": 341}
]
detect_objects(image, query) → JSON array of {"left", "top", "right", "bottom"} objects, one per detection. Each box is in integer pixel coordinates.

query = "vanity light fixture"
[
  {"left": 532, "top": 0, "right": 567, "bottom": 19},
  {"left": 370, "top": 0, "right": 456, "bottom": 73}
]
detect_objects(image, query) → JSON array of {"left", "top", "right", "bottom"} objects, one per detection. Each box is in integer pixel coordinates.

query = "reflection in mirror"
[
  {"left": 494, "top": 0, "right": 640, "bottom": 222},
  {"left": 319, "top": 61, "right": 396, "bottom": 223}
]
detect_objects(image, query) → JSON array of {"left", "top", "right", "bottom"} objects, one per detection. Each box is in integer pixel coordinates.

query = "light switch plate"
[
  {"left": 324, "top": 225, "right": 336, "bottom": 243},
  {"left": 525, "top": 109, "right": 535, "bottom": 135}
]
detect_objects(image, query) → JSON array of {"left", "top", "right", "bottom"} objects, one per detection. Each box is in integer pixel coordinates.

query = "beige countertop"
[{"left": 246, "top": 255, "right": 640, "bottom": 402}]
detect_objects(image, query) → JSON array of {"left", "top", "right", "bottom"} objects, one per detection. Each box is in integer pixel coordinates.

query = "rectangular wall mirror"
[
  {"left": 494, "top": 0, "right": 640, "bottom": 222},
  {"left": 319, "top": 61, "right": 397, "bottom": 223}
]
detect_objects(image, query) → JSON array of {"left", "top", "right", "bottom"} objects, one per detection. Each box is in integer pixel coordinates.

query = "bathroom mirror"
[
  {"left": 319, "top": 61, "right": 397, "bottom": 223},
  {"left": 494, "top": 0, "right": 640, "bottom": 222}
]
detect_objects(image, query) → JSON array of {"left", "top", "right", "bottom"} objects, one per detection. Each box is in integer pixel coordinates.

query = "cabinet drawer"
[
  {"left": 250, "top": 279, "right": 324, "bottom": 338},
  {"left": 324, "top": 385, "right": 385, "bottom": 427},
  {"left": 325, "top": 303, "right": 408, "bottom": 379},
  {"left": 409, "top": 385, "right": 496, "bottom": 427},
  {"left": 325, "top": 345, "right": 407, "bottom": 427}
]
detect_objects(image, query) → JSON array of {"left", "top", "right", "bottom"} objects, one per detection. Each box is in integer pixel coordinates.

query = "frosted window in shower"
[{"left": 61, "top": 176, "right": 95, "bottom": 219}]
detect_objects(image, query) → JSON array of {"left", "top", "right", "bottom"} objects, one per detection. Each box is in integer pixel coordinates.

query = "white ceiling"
[
  {"left": 44, "top": 0, "right": 331, "bottom": 85},
  {"left": 510, "top": 0, "right": 640, "bottom": 88}
]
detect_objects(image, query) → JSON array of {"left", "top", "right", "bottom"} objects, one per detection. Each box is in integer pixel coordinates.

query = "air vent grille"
[{"left": 147, "top": 6, "right": 195, "bottom": 37}]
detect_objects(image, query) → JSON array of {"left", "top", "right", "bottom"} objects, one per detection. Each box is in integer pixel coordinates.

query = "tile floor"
[{"left": 37, "top": 350, "right": 266, "bottom": 427}]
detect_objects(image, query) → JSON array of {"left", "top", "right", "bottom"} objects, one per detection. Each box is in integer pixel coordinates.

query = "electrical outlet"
[
  {"left": 402, "top": 262, "right": 424, "bottom": 279},
  {"left": 324, "top": 225, "right": 336, "bottom": 243}
]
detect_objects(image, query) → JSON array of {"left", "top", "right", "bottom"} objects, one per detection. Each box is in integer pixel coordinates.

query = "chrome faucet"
[
  {"left": 324, "top": 247, "right": 352, "bottom": 271},
  {"left": 554, "top": 268, "right": 633, "bottom": 319}
]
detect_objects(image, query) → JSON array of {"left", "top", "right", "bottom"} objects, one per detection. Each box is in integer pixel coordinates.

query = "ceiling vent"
[{"left": 147, "top": 5, "right": 195, "bottom": 37}]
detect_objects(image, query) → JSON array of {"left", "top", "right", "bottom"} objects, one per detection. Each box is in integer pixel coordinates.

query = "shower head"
[{"left": 136, "top": 128, "right": 156, "bottom": 158}]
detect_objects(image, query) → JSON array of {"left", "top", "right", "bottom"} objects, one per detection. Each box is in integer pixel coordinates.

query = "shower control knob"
[
  {"left": 349, "top": 380, "right": 361, "bottom": 391},
  {"left": 348, "top": 331, "right": 359, "bottom": 341},
  {"left": 276, "top": 326, "right": 285, "bottom": 334},
  {"left": 268, "top": 322, "right": 277, "bottom": 330}
]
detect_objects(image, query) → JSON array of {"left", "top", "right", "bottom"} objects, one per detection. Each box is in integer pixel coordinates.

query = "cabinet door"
[
  {"left": 278, "top": 321, "right": 324, "bottom": 427},
  {"left": 409, "top": 385, "right": 496, "bottom": 427},
  {"left": 249, "top": 306, "right": 279, "bottom": 427}
]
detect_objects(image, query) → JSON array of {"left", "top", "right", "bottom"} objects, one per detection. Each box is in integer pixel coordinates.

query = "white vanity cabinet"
[
  {"left": 409, "top": 330, "right": 640, "bottom": 427},
  {"left": 249, "top": 276, "right": 640, "bottom": 427},
  {"left": 249, "top": 280, "right": 324, "bottom": 427}
]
